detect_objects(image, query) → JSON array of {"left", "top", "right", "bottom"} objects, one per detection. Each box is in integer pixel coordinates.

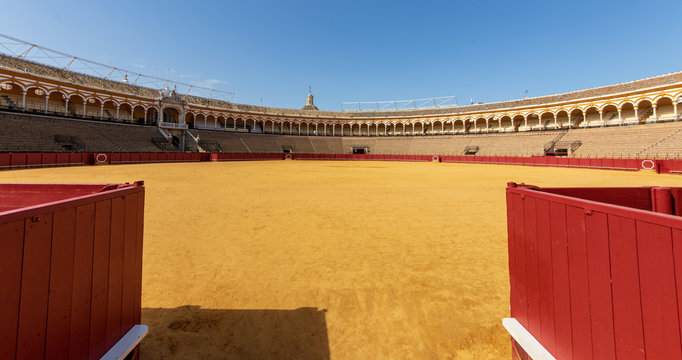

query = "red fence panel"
[
  {"left": 109, "top": 153, "right": 121, "bottom": 164},
  {"left": 673, "top": 160, "right": 682, "bottom": 173},
  {"left": 506, "top": 182, "right": 682, "bottom": 360},
  {"left": 0, "top": 182, "right": 145, "bottom": 360},
  {"left": 26, "top": 153, "right": 41, "bottom": 167},
  {"left": 10, "top": 153, "right": 27, "bottom": 168},
  {"left": 55, "top": 153, "right": 69, "bottom": 165},
  {"left": 69, "top": 153, "right": 83, "bottom": 165},
  {"left": 626, "top": 159, "right": 639, "bottom": 170},
  {"left": 0, "top": 153, "right": 9, "bottom": 168}
]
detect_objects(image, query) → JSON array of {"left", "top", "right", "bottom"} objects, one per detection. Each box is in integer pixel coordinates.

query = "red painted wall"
[
  {"left": 506, "top": 182, "right": 682, "bottom": 359},
  {"left": 0, "top": 182, "right": 145, "bottom": 360}
]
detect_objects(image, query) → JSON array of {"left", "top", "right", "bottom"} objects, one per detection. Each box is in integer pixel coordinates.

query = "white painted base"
[
  {"left": 502, "top": 318, "right": 556, "bottom": 360},
  {"left": 100, "top": 324, "right": 148, "bottom": 360}
]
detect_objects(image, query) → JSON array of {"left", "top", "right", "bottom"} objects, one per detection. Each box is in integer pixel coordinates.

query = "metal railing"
[{"left": 158, "top": 122, "right": 188, "bottom": 130}]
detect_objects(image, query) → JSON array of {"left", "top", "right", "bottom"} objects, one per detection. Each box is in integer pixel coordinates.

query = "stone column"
[{"left": 64, "top": 98, "right": 69, "bottom": 116}]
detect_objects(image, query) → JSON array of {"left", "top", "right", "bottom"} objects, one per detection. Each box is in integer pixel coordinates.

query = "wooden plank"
[
  {"left": 608, "top": 215, "right": 645, "bottom": 359},
  {"left": 511, "top": 193, "right": 528, "bottom": 325},
  {"left": 506, "top": 190, "right": 517, "bottom": 323},
  {"left": 16, "top": 214, "right": 53, "bottom": 360},
  {"left": 88, "top": 200, "right": 112, "bottom": 360},
  {"left": 106, "top": 197, "right": 126, "bottom": 348},
  {"left": 674, "top": 228, "right": 682, "bottom": 356},
  {"left": 121, "top": 194, "right": 139, "bottom": 333},
  {"left": 565, "top": 205, "right": 593, "bottom": 360},
  {"left": 637, "top": 221, "right": 682, "bottom": 359},
  {"left": 68, "top": 203, "right": 95, "bottom": 360},
  {"left": 584, "top": 211, "right": 616, "bottom": 360},
  {"left": 0, "top": 220, "right": 24, "bottom": 360},
  {"left": 523, "top": 197, "right": 541, "bottom": 336},
  {"left": 535, "top": 198, "right": 555, "bottom": 353},
  {"left": 549, "top": 201, "right": 572, "bottom": 360},
  {"left": 44, "top": 208, "right": 77, "bottom": 360},
  {"left": 133, "top": 192, "right": 145, "bottom": 324}
]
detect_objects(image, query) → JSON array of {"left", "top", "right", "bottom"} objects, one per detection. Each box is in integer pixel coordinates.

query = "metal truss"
[
  {"left": 0, "top": 33, "right": 235, "bottom": 102},
  {"left": 341, "top": 95, "right": 458, "bottom": 112}
]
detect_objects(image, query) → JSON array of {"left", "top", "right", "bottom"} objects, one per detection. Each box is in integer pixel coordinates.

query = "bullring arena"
[{"left": 1, "top": 35, "right": 682, "bottom": 360}]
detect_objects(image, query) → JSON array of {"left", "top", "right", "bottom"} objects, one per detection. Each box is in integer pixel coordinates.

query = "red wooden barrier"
[
  {"left": 26, "top": 153, "right": 41, "bottom": 167},
  {"left": 10, "top": 153, "right": 27, "bottom": 168},
  {"left": 0, "top": 182, "right": 145, "bottom": 360},
  {"left": 1, "top": 152, "right": 682, "bottom": 178},
  {"left": 0, "top": 153, "right": 9, "bottom": 168},
  {"left": 506, "top": 182, "right": 682, "bottom": 359}
]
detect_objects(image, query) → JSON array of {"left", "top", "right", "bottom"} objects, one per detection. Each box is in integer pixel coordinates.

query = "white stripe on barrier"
[
  {"left": 100, "top": 324, "right": 148, "bottom": 360},
  {"left": 502, "top": 318, "right": 556, "bottom": 360}
]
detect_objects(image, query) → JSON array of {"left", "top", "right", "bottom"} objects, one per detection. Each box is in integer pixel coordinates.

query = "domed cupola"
[{"left": 301, "top": 86, "right": 319, "bottom": 111}]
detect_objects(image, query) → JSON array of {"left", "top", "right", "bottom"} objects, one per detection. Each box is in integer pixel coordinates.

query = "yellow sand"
[{"left": 1, "top": 161, "right": 680, "bottom": 359}]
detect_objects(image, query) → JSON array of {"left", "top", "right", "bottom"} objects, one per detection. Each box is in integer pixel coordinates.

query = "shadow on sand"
[{"left": 140, "top": 306, "right": 330, "bottom": 360}]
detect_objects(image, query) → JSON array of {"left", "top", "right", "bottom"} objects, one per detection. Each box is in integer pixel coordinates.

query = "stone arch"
[
  {"left": 636, "top": 99, "right": 653, "bottom": 124},
  {"left": 147, "top": 107, "right": 159, "bottom": 124},
  {"left": 555, "top": 110, "right": 569, "bottom": 128},
  {"left": 601, "top": 104, "right": 619, "bottom": 125},
  {"left": 66, "top": 94, "right": 86, "bottom": 117},
  {"left": 473, "top": 118, "right": 486, "bottom": 132},
  {"left": 83, "top": 97, "right": 102, "bottom": 118},
  {"left": 655, "top": 96, "right": 675, "bottom": 121},
  {"left": 499, "top": 115, "right": 512, "bottom": 131},
  {"left": 23, "top": 86, "right": 49, "bottom": 112},
  {"left": 485, "top": 116, "right": 499, "bottom": 132},
  {"left": 213, "top": 115, "right": 224, "bottom": 129},
  {"left": 116, "top": 102, "right": 133, "bottom": 122},
  {"left": 432, "top": 120, "right": 444, "bottom": 134},
  {"left": 569, "top": 108, "right": 584, "bottom": 127},
  {"left": 412, "top": 122, "right": 423, "bottom": 135},
  {"left": 195, "top": 113, "right": 206, "bottom": 128},
  {"left": 184, "top": 111, "right": 195, "bottom": 128},
  {"left": 618, "top": 102, "right": 635, "bottom": 124},
  {"left": 162, "top": 107, "right": 180, "bottom": 123},
  {"left": 47, "top": 90, "right": 68, "bottom": 114},
  {"left": 539, "top": 111, "right": 555, "bottom": 129},
  {"left": 525, "top": 113, "right": 540, "bottom": 130},
  {"left": 511, "top": 115, "right": 524, "bottom": 132},
  {"left": 583, "top": 106, "right": 600, "bottom": 127},
  {"left": 0, "top": 81, "right": 25, "bottom": 109}
]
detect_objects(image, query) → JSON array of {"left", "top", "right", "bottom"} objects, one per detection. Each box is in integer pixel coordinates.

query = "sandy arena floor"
[{"left": 2, "top": 160, "right": 681, "bottom": 359}]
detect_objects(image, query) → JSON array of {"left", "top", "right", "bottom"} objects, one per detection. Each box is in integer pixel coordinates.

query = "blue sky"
[{"left": 3, "top": 0, "right": 681, "bottom": 110}]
